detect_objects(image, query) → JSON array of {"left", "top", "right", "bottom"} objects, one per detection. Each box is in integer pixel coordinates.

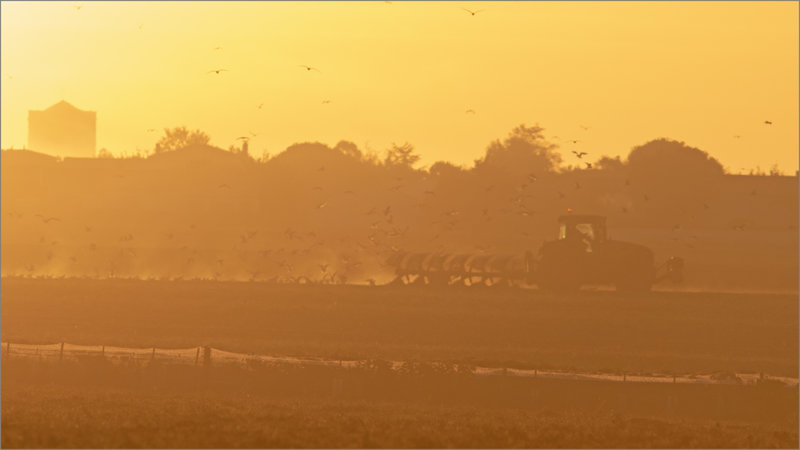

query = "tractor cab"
[{"left": 557, "top": 214, "right": 607, "bottom": 253}]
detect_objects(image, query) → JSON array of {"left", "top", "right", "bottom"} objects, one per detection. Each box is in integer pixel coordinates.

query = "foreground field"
[
  {"left": 2, "top": 358, "right": 797, "bottom": 448},
  {"left": 1, "top": 278, "right": 797, "bottom": 377}
]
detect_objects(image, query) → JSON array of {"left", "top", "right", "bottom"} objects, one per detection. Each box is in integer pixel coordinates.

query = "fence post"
[
  {"left": 623, "top": 373, "right": 626, "bottom": 382},
  {"left": 5, "top": 342, "right": 10, "bottom": 358},
  {"left": 203, "top": 346, "right": 212, "bottom": 367},
  {"left": 101, "top": 345, "right": 105, "bottom": 358},
  {"left": 59, "top": 342, "right": 64, "bottom": 361},
  {"left": 151, "top": 347, "right": 156, "bottom": 362},
  {"left": 195, "top": 347, "right": 200, "bottom": 365}
]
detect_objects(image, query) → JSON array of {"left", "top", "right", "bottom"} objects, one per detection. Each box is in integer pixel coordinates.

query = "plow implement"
[{"left": 386, "top": 251, "right": 535, "bottom": 287}]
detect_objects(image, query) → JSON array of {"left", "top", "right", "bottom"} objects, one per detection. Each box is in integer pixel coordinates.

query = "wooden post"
[
  {"left": 195, "top": 347, "right": 200, "bottom": 365},
  {"left": 673, "top": 376, "right": 676, "bottom": 384},
  {"left": 534, "top": 369, "right": 537, "bottom": 378},
  {"left": 101, "top": 345, "right": 105, "bottom": 358},
  {"left": 60, "top": 342, "right": 64, "bottom": 361},
  {"left": 623, "top": 373, "right": 626, "bottom": 382},
  {"left": 151, "top": 347, "right": 156, "bottom": 362},
  {"left": 5, "top": 342, "right": 10, "bottom": 357},
  {"left": 203, "top": 346, "right": 212, "bottom": 367}
]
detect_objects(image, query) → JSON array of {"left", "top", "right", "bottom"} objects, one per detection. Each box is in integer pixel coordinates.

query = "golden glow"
[{"left": 1, "top": 1, "right": 797, "bottom": 172}]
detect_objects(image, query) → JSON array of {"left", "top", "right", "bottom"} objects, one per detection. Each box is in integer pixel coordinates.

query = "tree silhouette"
[
  {"left": 154, "top": 126, "right": 211, "bottom": 153},
  {"left": 333, "top": 140, "right": 364, "bottom": 161},
  {"left": 627, "top": 138, "right": 724, "bottom": 179},
  {"left": 595, "top": 155, "right": 624, "bottom": 171},
  {"left": 384, "top": 142, "right": 420, "bottom": 168},
  {"left": 474, "top": 124, "right": 561, "bottom": 177},
  {"left": 429, "top": 161, "right": 464, "bottom": 178}
]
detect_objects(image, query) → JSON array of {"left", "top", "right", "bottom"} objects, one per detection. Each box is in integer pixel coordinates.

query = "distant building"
[{"left": 28, "top": 100, "right": 96, "bottom": 158}]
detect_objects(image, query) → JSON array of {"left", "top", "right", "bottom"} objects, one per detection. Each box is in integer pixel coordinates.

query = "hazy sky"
[{"left": 1, "top": 1, "right": 797, "bottom": 172}]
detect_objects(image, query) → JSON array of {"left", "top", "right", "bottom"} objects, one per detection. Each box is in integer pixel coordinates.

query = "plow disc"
[{"left": 387, "top": 252, "right": 531, "bottom": 287}]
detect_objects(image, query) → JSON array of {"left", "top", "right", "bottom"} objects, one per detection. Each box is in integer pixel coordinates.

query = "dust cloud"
[{"left": 2, "top": 125, "right": 797, "bottom": 291}]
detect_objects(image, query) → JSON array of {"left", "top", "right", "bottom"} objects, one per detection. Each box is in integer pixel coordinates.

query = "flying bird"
[
  {"left": 764, "top": 120, "right": 772, "bottom": 125},
  {"left": 299, "top": 65, "right": 321, "bottom": 73},
  {"left": 35, "top": 214, "right": 60, "bottom": 224},
  {"left": 465, "top": 109, "right": 476, "bottom": 114},
  {"left": 572, "top": 151, "right": 588, "bottom": 158},
  {"left": 235, "top": 136, "right": 250, "bottom": 141},
  {"left": 585, "top": 162, "right": 593, "bottom": 169},
  {"left": 322, "top": 99, "right": 332, "bottom": 104},
  {"left": 207, "top": 69, "right": 229, "bottom": 75},
  {"left": 462, "top": 8, "right": 484, "bottom": 15}
]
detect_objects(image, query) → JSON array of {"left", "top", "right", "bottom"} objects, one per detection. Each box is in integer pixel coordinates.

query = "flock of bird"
[
  {"left": 5, "top": 149, "right": 786, "bottom": 284},
  {"left": 1, "top": 4, "right": 783, "bottom": 282}
]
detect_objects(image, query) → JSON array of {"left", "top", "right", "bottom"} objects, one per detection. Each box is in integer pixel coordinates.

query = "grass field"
[
  {"left": 2, "top": 357, "right": 797, "bottom": 448},
  {"left": 2, "top": 278, "right": 798, "bottom": 448},
  {"left": 1, "top": 278, "right": 797, "bottom": 377}
]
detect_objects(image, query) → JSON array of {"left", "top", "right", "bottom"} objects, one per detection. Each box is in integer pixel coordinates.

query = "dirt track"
[{"left": 1, "top": 278, "right": 797, "bottom": 376}]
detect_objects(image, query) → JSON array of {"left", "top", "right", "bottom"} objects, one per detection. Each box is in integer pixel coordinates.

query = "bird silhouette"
[
  {"left": 572, "top": 151, "right": 588, "bottom": 158},
  {"left": 257, "top": 103, "right": 264, "bottom": 109},
  {"left": 764, "top": 120, "right": 773, "bottom": 125},
  {"left": 579, "top": 125, "right": 590, "bottom": 131},
  {"left": 213, "top": 46, "right": 223, "bottom": 51},
  {"left": 299, "top": 65, "right": 321, "bottom": 73},
  {"left": 35, "top": 214, "right": 60, "bottom": 224},
  {"left": 465, "top": 109, "right": 476, "bottom": 114},
  {"left": 322, "top": 99, "right": 332, "bottom": 104},
  {"left": 235, "top": 136, "right": 249, "bottom": 141},
  {"left": 319, "top": 263, "right": 329, "bottom": 273},
  {"left": 462, "top": 8, "right": 484, "bottom": 15},
  {"left": 584, "top": 162, "right": 592, "bottom": 169},
  {"left": 207, "top": 69, "right": 229, "bottom": 75}
]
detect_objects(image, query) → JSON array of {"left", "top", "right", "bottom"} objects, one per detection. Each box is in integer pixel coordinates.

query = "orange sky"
[{"left": 1, "top": 1, "right": 797, "bottom": 173}]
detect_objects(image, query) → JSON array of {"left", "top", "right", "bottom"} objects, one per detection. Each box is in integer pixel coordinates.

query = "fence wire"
[{"left": 1, "top": 341, "right": 796, "bottom": 387}]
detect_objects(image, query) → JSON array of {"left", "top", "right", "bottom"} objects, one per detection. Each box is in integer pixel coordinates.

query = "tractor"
[{"left": 387, "top": 214, "right": 683, "bottom": 292}]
